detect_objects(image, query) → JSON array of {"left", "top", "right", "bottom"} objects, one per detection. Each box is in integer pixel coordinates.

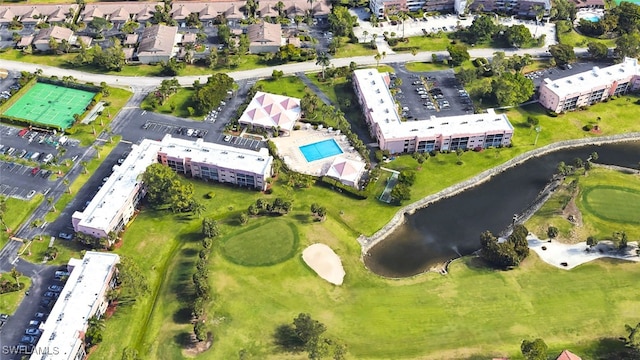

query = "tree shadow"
[
  {"left": 292, "top": 214, "right": 312, "bottom": 224},
  {"left": 181, "top": 248, "right": 198, "bottom": 257},
  {"left": 590, "top": 337, "right": 637, "bottom": 359},
  {"left": 272, "top": 324, "right": 305, "bottom": 353},
  {"left": 178, "top": 231, "right": 202, "bottom": 244},
  {"left": 173, "top": 306, "right": 193, "bottom": 324},
  {"left": 174, "top": 331, "right": 193, "bottom": 348}
]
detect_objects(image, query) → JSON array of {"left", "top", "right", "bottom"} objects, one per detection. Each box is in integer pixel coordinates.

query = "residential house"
[
  {"left": 81, "top": 2, "right": 162, "bottom": 24},
  {"left": 136, "top": 24, "right": 179, "bottom": 64},
  {"left": 326, "top": 157, "right": 366, "bottom": 188},
  {"left": 32, "top": 26, "right": 75, "bottom": 51},
  {"left": 247, "top": 21, "right": 283, "bottom": 53},
  {"left": 0, "top": 4, "right": 79, "bottom": 26},
  {"left": 238, "top": 91, "right": 301, "bottom": 134}
]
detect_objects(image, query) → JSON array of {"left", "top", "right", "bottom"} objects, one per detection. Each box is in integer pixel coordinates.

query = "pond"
[{"left": 365, "top": 141, "right": 640, "bottom": 278}]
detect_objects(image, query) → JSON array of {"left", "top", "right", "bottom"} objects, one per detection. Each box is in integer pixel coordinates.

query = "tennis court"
[{"left": 2, "top": 83, "right": 96, "bottom": 130}]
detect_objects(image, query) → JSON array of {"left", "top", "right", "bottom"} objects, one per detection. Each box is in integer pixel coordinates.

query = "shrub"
[
  {"left": 548, "top": 111, "right": 558, "bottom": 117},
  {"left": 583, "top": 124, "right": 594, "bottom": 131},
  {"left": 205, "top": 191, "right": 215, "bottom": 199}
]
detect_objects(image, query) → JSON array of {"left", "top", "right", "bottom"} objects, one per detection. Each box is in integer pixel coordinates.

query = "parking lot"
[
  {"left": 525, "top": 60, "right": 614, "bottom": 90},
  {"left": 141, "top": 121, "right": 209, "bottom": 140},
  {"left": 216, "top": 133, "right": 264, "bottom": 151},
  {"left": 392, "top": 65, "right": 474, "bottom": 120}
]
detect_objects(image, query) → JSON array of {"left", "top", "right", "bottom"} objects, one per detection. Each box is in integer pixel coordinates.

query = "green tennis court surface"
[{"left": 2, "top": 83, "right": 96, "bottom": 130}]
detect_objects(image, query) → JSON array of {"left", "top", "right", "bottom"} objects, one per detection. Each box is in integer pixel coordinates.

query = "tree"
[
  {"left": 190, "top": 200, "right": 205, "bottom": 218},
  {"left": 0, "top": 196, "right": 7, "bottom": 232},
  {"left": 590, "top": 151, "right": 599, "bottom": 162},
  {"left": 47, "top": 196, "right": 56, "bottom": 212},
  {"left": 89, "top": 17, "right": 111, "bottom": 36},
  {"left": 491, "top": 72, "right": 534, "bottom": 106},
  {"left": 456, "top": 67, "right": 478, "bottom": 85},
  {"left": 374, "top": 53, "right": 382, "bottom": 67},
  {"left": 553, "top": 0, "right": 577, "bottom": 21},
  {"left": 121, "top": 348, "right": 141, "bottom": 360},
  {"left": 48, "top": 37, "right": 59, "bottom": 54},
  {"left": 613, "top": 230, "right": 628, "bottom": 249},
  {"left": 467, "top": 15, "right": 497, "bottom": 43},
  {"left": 521, "top": 338, "right": 548, "bottom": 360},
  {"left": 115, "top": 256, "right": 149, "bottom": 305},
  {"left": 614, "top": 31, "right": 640, "bottom": 59},
  {"left": 549, "top": 43, "right": 576, "bottom": 66},
  {"left": 202, "top": 217, "right": 220, "bottom": 238},
  {"left": 447, "top": 44, "right": 470, "bottom": 66},
  {"left": 206, "top": 49, "right": 218, "bottom": 69},
  {"left": 293, "top": 313, "right": 327, "bottom": 346},
  {"left": 587, "top": 41, "right": 609, "bottom": 60},
  {"left": 504, "top": 24, "right": 531, "bottom": 48},
  {"left": 587, "top": 236, "right": 598, "bottom": 248},
  {"left": 625, "top": 322, "right": 640, "bottom": 351},
  {"left": 316, "top": 52, "right": 331, "bottom": 79},
  {"left": 160, "top": 58, "right": 185, "bottom": 76},
  {"left": 390, "top": 183, "right": 411, "bottom": 204},
  {"left": 191, "top": 73, "right": 235, "bottom": 115},
  {"left": 479, "top": 228, "right": 529, "bottom": 269},
  {"left": 217, "top": 24, "right": 231, "bottom": 45},
  {"left": 328, "top": 6, "right": 356, "bottom": 37},
  {"left": 547, "top": 226, "right": 559, "bottom": 240},
  {"left": 194, "top": 321, "right": 207, "bottom": 341},
  {"left": 238, "top": 34, "right": 250, "bottom": 54},
  {"left": 142, "top": 163, "right": 179, "bottom": 207},
  {"left": 573, "top": 157, "right": 584, "bottom": 169},
  {"left": 63, "top": 179, "right": 71, "bottom": 194},
  {"left": 10, "top": 267, "right": 21, "bottom": 287}
]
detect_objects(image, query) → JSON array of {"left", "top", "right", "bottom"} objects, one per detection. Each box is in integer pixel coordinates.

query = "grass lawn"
[
  {"left": 88, "top": 176, "right": 640, "bottom": 360},
  {"left": 556, "top": 21, "right": 617, "bottom": 48},
  {"left": 141, "top": 88, "right": 197, "bottom": 119},
  {"left": 393, "top": 35, "right": 452, "bottom": 52},
  {"left": 19, "top": 237, "right": 86, "bottom": 266},
  {"left": 221, "top": 218, "right": 299, "bottom": 266},
  {"left": 256, "top": 76, "right": 308, "bottom": 99},
  {"left": 526, "top": 168, "right": 640, "bottom": 242},
  {"left": 0, "top": 275, "right": 31, "bottom": 315},
  {"left": 334, "top": 38, "right": 378, "bottom": 58},
  {"left": 0, "top": 195, "right": 43, "bottom": 248}
]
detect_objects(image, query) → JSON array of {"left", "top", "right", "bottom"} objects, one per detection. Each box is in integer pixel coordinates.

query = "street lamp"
[{"left": 534, "top": 125, "right": 542, "bottom": 146}]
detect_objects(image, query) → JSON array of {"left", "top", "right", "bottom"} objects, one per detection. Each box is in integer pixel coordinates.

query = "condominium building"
[
  {"left": 539, "top": 58, "right": 640, "bottom": 113},
  {"left": 352, "top": 69, "right": 513, "bottom": 154},
  {"left": 72, "top": 135, "right": 272, "bottom": 238},
  {"left": 370, "top": 0, "right": 548, "bottom": 15},
  {"left": 30, "top": 252, "right": 120, "bottom": 360},
  {"left": 469, "top": 0, "right": 550, "bottom": 17}
]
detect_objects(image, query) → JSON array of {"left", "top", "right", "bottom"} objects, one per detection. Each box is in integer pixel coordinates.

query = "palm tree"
[
  {"left": 276, "top": 1, "right": 285, "bottom": 17},
  {"left": 399, "top": 11, "right": 408, "bottom": 39},
  {"left": 363, "top": 30, "right": 369, "bottom": 42},
  {"left": 93, "top": 145, "right": 101, "bottom": 159},
  {"left": 47, "top": 196, "right": 56, "bottom": 212},
  {"left": 374, "top": 53, "right": 382, "bottom": 67},
  {"left": 63, "top": 179, "right": 71, "bottom": 194},
  {"left": 0, "top": 196, "right": 8, "bottom": 232},
  {"left": 316, "top": 52, "right": 330, "bottom": 79},
  {"left": 10, "top": 267, "right": 21, "bottom": 287},
  {"left": 81, "top": 161, "right": 88, "bottom": 174},
  {"left": 191, "top": 201, "right": 206, "bottom": 218}
]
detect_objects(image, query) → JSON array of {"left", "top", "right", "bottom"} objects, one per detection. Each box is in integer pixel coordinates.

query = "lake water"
[{"left": 365, "top": 141, "right": 640, "bottom": 278}]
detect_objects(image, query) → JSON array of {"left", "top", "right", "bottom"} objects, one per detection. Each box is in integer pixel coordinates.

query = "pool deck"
[{"left": 271, "top": 125, "right": 366, "bottom": 177}]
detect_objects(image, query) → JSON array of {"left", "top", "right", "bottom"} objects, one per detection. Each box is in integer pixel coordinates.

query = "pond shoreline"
[{"left": 358, "top": 133, "right": 640, "bottom": 256}]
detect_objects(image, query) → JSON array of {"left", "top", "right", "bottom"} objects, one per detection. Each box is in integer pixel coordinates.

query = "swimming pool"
[
  {"left": 299, "top": 139, "right": 343, "bottom": 162},
  {"left": 583, "top": 15, "right": 600, "bottom": 22}
]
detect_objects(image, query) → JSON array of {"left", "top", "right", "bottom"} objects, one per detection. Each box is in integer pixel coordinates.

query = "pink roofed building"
[
  {"left": 325, "top": 157, "right": 366, "bottom": 188},
  {"left": 556, "top": 350, "right": 582, "bottom": 360},
  {"left": 238, "top": 91, "right": 301, "bottom": 135}
]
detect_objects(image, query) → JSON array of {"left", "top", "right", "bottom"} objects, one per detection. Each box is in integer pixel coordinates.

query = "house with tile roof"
[
  {"left": 325, "top": 157, "right": 366, "bottom": 188},
  {"left": 137, "top": 24, "right": 180, "bottom": 64},
  {"left": 238, "top": 91, "right": 301, "bottom": 134},
  {"left": 247, "top": 21, "right": 283, "bottom": 53},
  {"left": 556, "top": 350, "right": 581, "bottom": 360},
  {"left": 32, "top": 26, "right": 75, "bottom": 51}
]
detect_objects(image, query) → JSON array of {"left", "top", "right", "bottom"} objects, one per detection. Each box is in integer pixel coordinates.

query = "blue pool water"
[
  {"left": 299, "top": 139, "right": 343, "bottom": 162},
  {"left": 583, "top": 15, "right": 600, "bottom": 22}
]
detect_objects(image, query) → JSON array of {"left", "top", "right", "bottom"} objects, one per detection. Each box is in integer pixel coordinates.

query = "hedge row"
[{"left": 319, "top": 176, "right": 368, "bottom": 200}]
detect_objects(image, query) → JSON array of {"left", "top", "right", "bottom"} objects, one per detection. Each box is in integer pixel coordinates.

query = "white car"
[{"left": 224, "top": 135, "right": 231, "bottom": 142}]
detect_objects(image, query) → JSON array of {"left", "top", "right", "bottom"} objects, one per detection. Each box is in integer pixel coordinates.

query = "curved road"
[{"left": 0, "top": 47, "right": 589, "bottom": 88}]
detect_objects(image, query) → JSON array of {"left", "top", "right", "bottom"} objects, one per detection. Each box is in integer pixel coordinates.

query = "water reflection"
[{"left": 365, "top": 141, "right": 640, "bottom": 278}]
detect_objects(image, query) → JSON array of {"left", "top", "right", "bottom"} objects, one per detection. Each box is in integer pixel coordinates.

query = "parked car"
[
  {"left": 25, "top": 328, "right": 42, "bottom": 336},
  {"left": 43, "top": 291, "right": 59, "bottom": 299},
  {"left": 29, "top": 320, "right": 40, "bottom": 327},
  {"left": 31, "top": 167, "right": 40, "bottom": 175},
  {"left": 20, "top": 335, "right": 36, "bottom": 345},
  {"left": 34, "top": 312, "right": 47, "bottom": 320},
  {"left": 48, "top": 285, "right": 63, "bottom": 292},
  {"left": 0, "top": 314, "right": 9, "bottom": 320},
  {"left": 39, "top": 299, "right": 53, "bottom": 308},
  {"left": 58, "top": 233, "right": 73, "bottom": 240}
]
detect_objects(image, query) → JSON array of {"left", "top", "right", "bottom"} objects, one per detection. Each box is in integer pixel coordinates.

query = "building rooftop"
[
  {"left": 353, "top": 68, "right": 513, "bottom": 140},
  {"left": 138, "top": 24, "right": 179, "bottom": 56},
  {"left": 541, "top": 57, "right": 640, "bottom": 98},
  {"left": 33, "top": 26, "right": 74, "bottom": 44},
  {"left": 73, "top": 135, "right": 272, "bottom": 235},
  {"left": 247, "top": 21, "right": 282, "bottom": 45},
  {"left": 238, "top": 91, "right": 301, "bottom": 131},
  {"left": 31, "top": 252, "right": 120, "bottom": 360}
]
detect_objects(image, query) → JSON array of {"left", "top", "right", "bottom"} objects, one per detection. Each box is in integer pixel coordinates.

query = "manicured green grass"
[
  {"left": 393, "top": 35, "right": 452, "bottom": 52},
  {"left": 221, "top": 218, "right": 298, "bottom": 266},
  {"left": 257, "top": 76, "right": 308, "bottom": 99},
  {"left": 526, "top": 168, "right": 640, "bottom": 242},
  {"left": 141, "top": 88, "right": 197, "bottom": 119},
  {"left": 19, "top": 237, "right": 86, "bottom": 265},
  {"left": 582, "top": 186, "right": 640, "bottom": 224},
  {"left": 92, "top": 180, "right": 640, "bottom": 359},
  {"left": 405, "top": 60, "right": 472, "bottom": 72},
  {"left": 556, "top": 20, "right": 617, "bottom": 48},
  {"left": 334, "top": 38, "right": 379, "bottom": 58},
  {"left": 0, "top": 275, "right": 31, "bottom": 315},
  {"left": 0, "top": 195, "right": 43, "bottom": 248}
]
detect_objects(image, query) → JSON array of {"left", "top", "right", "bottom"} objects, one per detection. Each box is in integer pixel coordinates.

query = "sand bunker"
[
  {"left": 528, "top": 236, "right": 640, "bottom": 270},
  {"left": 302, "top": 244, "right": 346, "bottom": 285}
]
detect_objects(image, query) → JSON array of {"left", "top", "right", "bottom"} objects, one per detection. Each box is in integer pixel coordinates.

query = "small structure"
[
  {"left": 302, "top": 244, "right": 346, "bottom": 285},
  {"left": 556, "top": 350, "right": 582, "bottom": 360},
  {"left": 325, "top": 157, "right": 366, "bottom": 188},
  {"left": 137, "top": 24, "right": 179, "bottom": 64},
  {"left": 32, "top": 26, "right": 75, "bottom": 51},
  {"left": 238, "top": 91, "right": 301, "bottom": 134},
  {"left": 247, "top": 21, "right": 283, "bottom": 53}
]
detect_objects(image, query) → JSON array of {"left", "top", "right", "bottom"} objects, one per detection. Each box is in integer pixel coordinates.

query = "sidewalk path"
[{"left": 297, "top": 72, "right": 332, "bottom": 105}]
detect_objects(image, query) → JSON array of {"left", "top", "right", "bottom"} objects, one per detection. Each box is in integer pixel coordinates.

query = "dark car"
[
  {"left": 48, "top": 285, "right": 63, "bottom": 292},
  {"left": 34, "top": 312, "right": 47, "bottom": 320},
  {"left": 40, "top": 299, "right": 53, "bottom": 308},
  {"left": 20, "top": 335, "right": 36, "bottom": 345},
  {"left": 25, "top": 328, "right": 42, "bottom": 336},
  {"left": 43, "top": 291, "right": 59, "bottom": 299}
]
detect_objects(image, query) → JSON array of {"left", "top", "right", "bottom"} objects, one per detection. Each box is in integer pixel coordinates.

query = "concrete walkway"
[{"left": 297, "top": 72, "right": 333, "bottom": 105}]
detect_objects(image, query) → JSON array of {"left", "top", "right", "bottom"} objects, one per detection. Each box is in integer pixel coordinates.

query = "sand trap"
[
  {"left": 302, "top": 244, "right": 346, "bottom": 285},
  {"left": 528, "top": 235, "right": 640, "bottom": 270}
]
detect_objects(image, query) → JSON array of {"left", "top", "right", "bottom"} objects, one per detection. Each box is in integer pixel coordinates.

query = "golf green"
[
  {"left": 221, "top": 219, "right": 299, "bottom": 266},
  {"left": 3, "top": 82, "right": 95, "bottom": 130},
  {"left": 582, "top": 186, "right": 640, "bottom": 224}
]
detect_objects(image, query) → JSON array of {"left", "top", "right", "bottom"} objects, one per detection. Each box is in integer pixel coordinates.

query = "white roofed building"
[
  {"left": 238, "top": 91, "right": 301, "bottom": 135},
  {"left": 73, "top": 135, "right": 273, "bottom": 239},
  {"left": 30, "top": 252, "right": 119, "bottom": 360},
  {"left": 538, "top": 57, "right": 640, "bottom": 113},
  {"left": 352, "top": 69, "right": 514, "bottom": 154}
]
